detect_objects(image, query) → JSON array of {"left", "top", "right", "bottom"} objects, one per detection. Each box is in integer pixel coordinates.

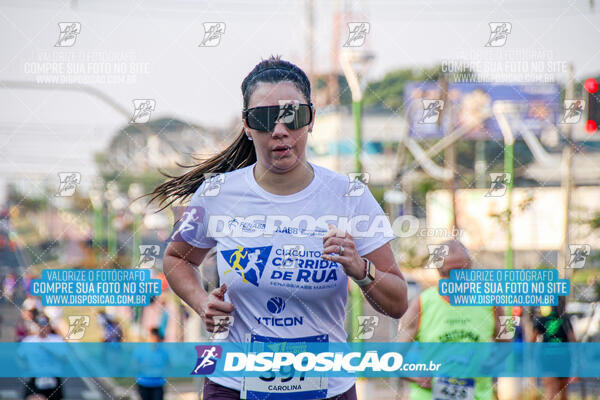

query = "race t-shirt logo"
[
  {"left": 221, "top": 245, "right": 272, "bottom": 287},
  {"left": 266, "top": 297, "right": 286, "bottom": 314}
]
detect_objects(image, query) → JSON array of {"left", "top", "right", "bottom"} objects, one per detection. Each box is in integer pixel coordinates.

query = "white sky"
[{"left": 0, "top": 0, "right": 599, "bottom": 181}]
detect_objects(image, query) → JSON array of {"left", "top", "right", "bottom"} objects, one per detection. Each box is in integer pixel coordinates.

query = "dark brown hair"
[{"left": 146, "top": 55, "right": 312, "bottom": 211}]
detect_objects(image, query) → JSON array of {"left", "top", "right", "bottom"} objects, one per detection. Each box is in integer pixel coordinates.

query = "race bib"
[
  {"left": 432, "top": 377, "right": 475, "bottom": 400},
  {"left": 241, "top": 334, "right": 328, "bottom": 400},
  {"left": 34, "top": 377, "right": 58, "bottom": 390}
]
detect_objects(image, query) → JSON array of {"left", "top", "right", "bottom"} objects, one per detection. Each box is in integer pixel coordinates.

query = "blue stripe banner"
[{"left": 3, "top": 342, "right": 599, "bottom": 378}]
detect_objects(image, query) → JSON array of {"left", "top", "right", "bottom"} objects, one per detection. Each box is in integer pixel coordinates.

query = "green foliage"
[
  {"left": 99, "top": 170, "right": 173, "bottom": 197},
  {"left": 585, "top": 211, "right": 600, "bottom": 230},
  {"left": 412, "top": 176, "right": 441, "bottom": 211},
  {"left": 7, "top": 185, "right": 49, "bottom": 211},
  {"left": 369, "top": 185, "right": 385, "bottom": 206},
  {"left": 361, "top": 65, "right": 476, "bottom": 111},
  {"left": 314, "top": 74, "right": 353, "bottom": 105}
]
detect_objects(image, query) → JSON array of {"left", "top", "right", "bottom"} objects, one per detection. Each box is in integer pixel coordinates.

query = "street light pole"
[
  {"left": 104, "top": 182, "right": 120, "bottom": 264},
  {"left": 353, "top": 101, "right": 363, "bottom": 173},
  {"left": 493, "top": 101, "right": 517, "bottom": 317},
  {"left": 128, "top": 183, "right": 145, "bottom": 267},
  {"left": 89, "top": 181, "right": 105, "bottom": 261},
  {"left": 340, "top": 50, "right": 373, "bottom": 175},
  {"left": 340, "top": 49, "right": 374, "bottom": 342}
]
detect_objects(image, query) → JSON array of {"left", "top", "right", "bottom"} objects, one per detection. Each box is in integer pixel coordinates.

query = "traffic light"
[{"left": 585, "top": 78, "right": 599, "bottom": 133}]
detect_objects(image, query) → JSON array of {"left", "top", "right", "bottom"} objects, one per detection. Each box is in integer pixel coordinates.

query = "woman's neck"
[{"left": 253, "top": 161, "right": 314, "bottom": 195}]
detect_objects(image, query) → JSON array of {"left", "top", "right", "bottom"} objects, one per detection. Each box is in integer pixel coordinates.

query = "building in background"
[{"left": 309, "top": 106, "right": 407, "bottom": 185}]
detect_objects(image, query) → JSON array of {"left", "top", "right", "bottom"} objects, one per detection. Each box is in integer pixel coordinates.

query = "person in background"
[
  {"left": 97, "top": 311, "right": 123, "bottom": 342},
  {"left": 3, "top": 273, "right": 17, "bottom": 302},
  {"left": 157, "top": 297, "right": 169, "bottom": 340},
  {"left": 142, "top": 295, "right": 174, "bottom": 341},
  {"left": 397, "top": 239, "right": 508, "bottom": 400},
  {"left": 532, "top": 298, "right": 576, "bottom": 400},
  {"left": 16, "top": 302, "right": 41, "bottom": 341},
  {"left": 22, "top": 294, "right": 42, "bottom": 314},
  {"left": 133, "top": 327, "right": 169, "bottom": 400},
  {"left": 19, "top": 315, "right": 65, "bottom": 400}
]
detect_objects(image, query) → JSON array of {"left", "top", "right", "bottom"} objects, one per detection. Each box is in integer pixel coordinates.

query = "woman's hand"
[
  {"left": 321, "top": 224, "right": 366, "bottom": 281},
  {"left": 199, "top": 284, "right": 235, "bottom": 334}
]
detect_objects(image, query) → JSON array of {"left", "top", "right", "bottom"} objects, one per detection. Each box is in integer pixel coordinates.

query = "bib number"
[
  {"left": 241, "top": 334, "right": 328, "bottom": 400},
  {"left": 432, "top": 378, "right": 475, "bottom": 400},
  {"left": 34, "top": 377, "right": 58, "bottom": 390}
]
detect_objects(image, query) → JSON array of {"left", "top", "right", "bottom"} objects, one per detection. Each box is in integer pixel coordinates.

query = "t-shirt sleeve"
[
  {"left": 177, "top": 181, "right": 217, "bottom": 249},
  {"left": 349, "top": 185, "right": 395, "bottom": 257}
]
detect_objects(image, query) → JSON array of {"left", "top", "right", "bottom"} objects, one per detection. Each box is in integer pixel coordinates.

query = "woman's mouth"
[{"left": 272, "top": 145, "right": 292, "bottom": 157}]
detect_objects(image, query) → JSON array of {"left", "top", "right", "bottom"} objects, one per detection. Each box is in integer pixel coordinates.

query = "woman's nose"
[{"left": 271, "top": 122, "right": 289, "bottom": 137}]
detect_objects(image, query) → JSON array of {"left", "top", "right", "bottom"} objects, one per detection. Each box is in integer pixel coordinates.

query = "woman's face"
[{"left": 242, "top": 81, "right": 315, "bottom": 174}]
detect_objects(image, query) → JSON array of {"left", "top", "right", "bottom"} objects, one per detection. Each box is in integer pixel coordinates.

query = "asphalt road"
[{"left": 0, "top": 377, "right": 108, "bottom": 400}]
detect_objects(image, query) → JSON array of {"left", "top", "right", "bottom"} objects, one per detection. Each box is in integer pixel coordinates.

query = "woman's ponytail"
[{"left": 146, "top": 129, "right": 255, "bottom": 210}]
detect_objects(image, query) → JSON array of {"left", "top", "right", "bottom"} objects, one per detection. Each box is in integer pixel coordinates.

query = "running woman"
[{"left": 149, "top": 55, "right": 408, "bottom": 400}]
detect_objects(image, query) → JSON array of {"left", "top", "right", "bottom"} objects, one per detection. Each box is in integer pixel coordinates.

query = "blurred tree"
[
  {"left": 7, "top": 184, "right": 49, "bottom": 212},
  {"left": 362, "top": 65, "right": 476, "bottom": 111},
  {"left": 95, "top": 117, "right": 229, "bottom": 194}
]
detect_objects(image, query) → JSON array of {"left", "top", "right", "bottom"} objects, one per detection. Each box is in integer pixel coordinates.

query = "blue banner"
[
  {"left": 3, "top": 342, "right": 599, "bottom": 378},
  {"left": 30, "top": 269, "right": 162, "bottom": 306},
  {"left": 438, "top": 269, "right": 569, "bottom": 306},
  {"left": 404, "top": 82, "right": 560, "bottom": 139}
]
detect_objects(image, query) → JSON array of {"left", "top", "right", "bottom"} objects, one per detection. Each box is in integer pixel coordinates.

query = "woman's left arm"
[{"left": 322, "top": 226, "right": 408, "bottom": 319}]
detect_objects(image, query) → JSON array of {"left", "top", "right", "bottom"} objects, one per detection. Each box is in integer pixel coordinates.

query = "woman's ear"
[{"left": 241, "top": 118, "right": 253, "bottom": 140}]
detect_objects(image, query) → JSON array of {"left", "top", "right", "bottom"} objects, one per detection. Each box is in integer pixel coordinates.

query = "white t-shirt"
[{"left": 180, "top": 162, "right": 394, "bottom": 398}]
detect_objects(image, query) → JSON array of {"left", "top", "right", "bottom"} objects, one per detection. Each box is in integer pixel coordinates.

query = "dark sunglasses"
[{"left": 243, "top": 102, "right": 313, "bottom": 132}]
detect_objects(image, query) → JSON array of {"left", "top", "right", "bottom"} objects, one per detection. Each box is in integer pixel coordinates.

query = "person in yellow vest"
[{"left": 397, "top": 239, "right": 508, "bottom": 400}]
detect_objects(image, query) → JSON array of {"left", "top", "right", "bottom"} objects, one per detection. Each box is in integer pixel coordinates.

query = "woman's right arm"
[{"left": 163, "top": 241, "right": 234, "bottom": 332}]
